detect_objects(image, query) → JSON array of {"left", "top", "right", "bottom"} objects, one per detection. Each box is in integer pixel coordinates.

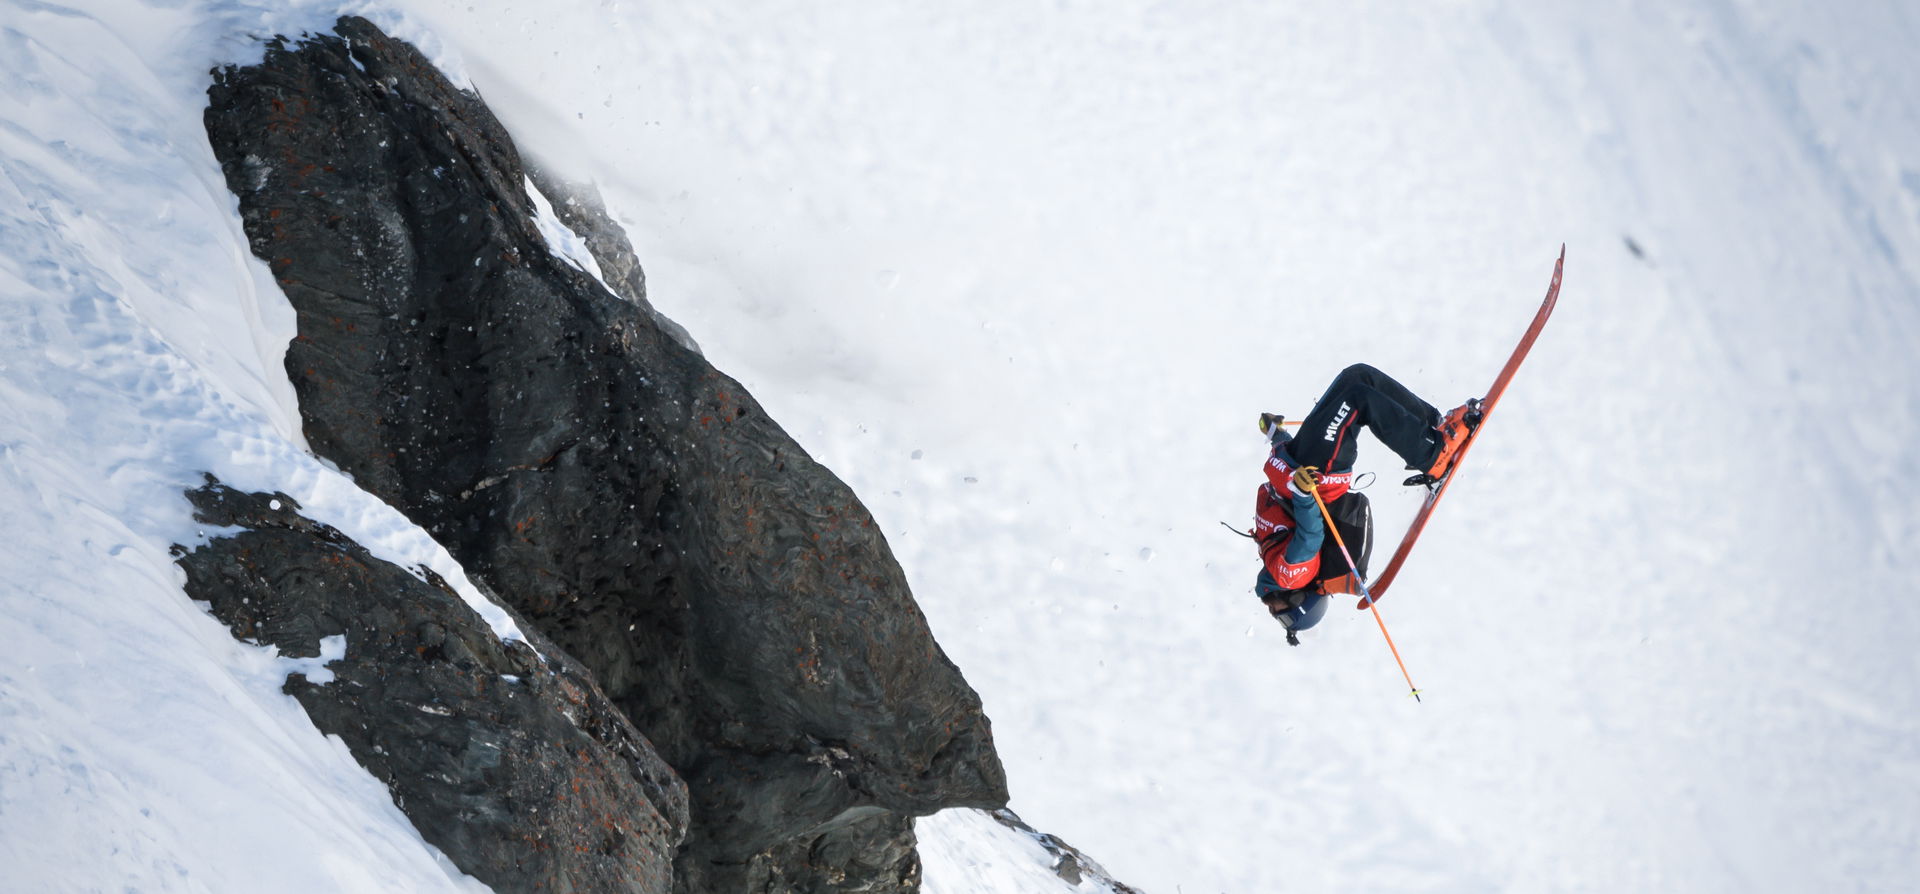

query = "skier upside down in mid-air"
[{"left": 1252, "top": 363, "right": 1478, "bottom": 643}]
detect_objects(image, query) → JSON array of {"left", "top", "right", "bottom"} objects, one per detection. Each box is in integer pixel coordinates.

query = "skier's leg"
[
  {"left": 1289, "top": 366, "right": 1370, "bottom": 469},
  {"left": 1291, "top": 364, "right": 1442, "bottom": 472}
]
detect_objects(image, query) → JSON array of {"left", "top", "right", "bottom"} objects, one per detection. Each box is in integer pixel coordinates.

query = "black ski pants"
[{"left": 1289, "top": 364, "right": 1443, "bottom": 474}]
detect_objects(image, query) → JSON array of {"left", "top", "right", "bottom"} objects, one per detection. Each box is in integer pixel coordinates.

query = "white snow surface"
[
  {"left": 0, "top": 2, "right": 516, "bottom": 891},
  {"left": 919, "top": 809, "right": 1126, "bottom": 894},
  {"left": 526, "top": 173, "right": 611, "bottom": 286},
  {"left": 4, "top": 1, "right": 1920, "bottom": 893}
]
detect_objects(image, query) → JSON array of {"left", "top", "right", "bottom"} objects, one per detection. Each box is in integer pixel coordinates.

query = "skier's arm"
[
  {"left": 1263, "top": 450, "right": 1295, "bottom": 494},
  {"left": 1283, "top": 490, "right": 1325, "bottom": 564},
  {"left": 1254, "top": 466, "right": 1324, "bottom": 591},
  {"left": 1256, "top": 481, "right": 1326, "bottom": 592}
]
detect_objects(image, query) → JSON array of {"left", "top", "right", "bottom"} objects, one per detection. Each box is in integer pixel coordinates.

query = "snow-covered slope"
[
  {"left": 380, "top": 3, "right": 1920, "bottom": 892},
  {"left": 921, "top": 809, "right": 1134, "bottom": 894},
  {"left": 0, "top": 3, "right": 525, "bottom": 891},
  {"left": 0, "top": 2, "right": 1076, "bottom": 891},
  {"left": 4, "top": 1, "right": 1919, "bottom": 893}
]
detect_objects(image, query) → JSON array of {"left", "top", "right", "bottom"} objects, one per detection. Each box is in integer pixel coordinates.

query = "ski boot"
[{"left": 1404, "top": 399, "right": 1482, "bottom": 486}]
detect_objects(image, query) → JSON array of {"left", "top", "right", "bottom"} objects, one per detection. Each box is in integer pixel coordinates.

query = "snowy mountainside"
[
  {"left": 382, "top": 2, "right": 1920, "bottom": 892},
  {"left": 5, "top": 1, "right": 1920, "bottom": 893},
  {"left": 0, "top": 2, "right": 498, "bottom": 890},
  {"left": 921, "top": 809, "right": 1140, "bottom": 894},
  {"left": 1, "top": 2, "right": 1096, "bottom": 892}
]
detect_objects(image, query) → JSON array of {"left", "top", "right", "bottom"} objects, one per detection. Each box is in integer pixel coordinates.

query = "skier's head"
[
  {"left": 1254, "top": 570, "right": 1328, "bottom": 632},
  {"left": 1274, "top": 590, "right": 1328, "bottom": 632}
]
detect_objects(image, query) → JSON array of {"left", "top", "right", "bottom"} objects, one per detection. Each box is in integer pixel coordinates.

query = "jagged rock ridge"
[
  {"left": 202, "top": 16, "right": 1007, "bottom": 893},
  {"left": 174, "top": 477, "right": 689, "bottom": 894}
]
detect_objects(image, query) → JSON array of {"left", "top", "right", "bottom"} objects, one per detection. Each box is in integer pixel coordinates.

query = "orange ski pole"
[{"left": 1307, "top": 479, "right": 1422, "bottom": 702}]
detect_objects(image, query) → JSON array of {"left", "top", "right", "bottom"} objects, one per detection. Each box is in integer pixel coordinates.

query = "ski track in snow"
[{"left": 5, "top": 1, "right": 1920, "bottom": 893}]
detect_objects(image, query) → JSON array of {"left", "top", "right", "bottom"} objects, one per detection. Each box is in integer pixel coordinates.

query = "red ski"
[{"left": 1359, "top": 245, "right": 1564, "bottom": 608}]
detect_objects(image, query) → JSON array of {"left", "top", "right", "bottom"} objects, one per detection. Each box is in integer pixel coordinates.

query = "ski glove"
[
  {"left": 1258, "top": 412, "right": 1291, "bottom": 448},
  {"left": 1288, "top": 465, "right": 1322, "bottom": 498}
]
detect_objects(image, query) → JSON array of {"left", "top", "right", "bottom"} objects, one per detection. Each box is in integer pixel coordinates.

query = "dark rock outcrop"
[
  {"left": 173, "top": 477, "right": 689, "bottom": 894},
  {"left": 761, "top": 812, "right": 921, "bottom": 893},
  {"left": 203, "top": 16, "right": 1006, "bottom": 892}
]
